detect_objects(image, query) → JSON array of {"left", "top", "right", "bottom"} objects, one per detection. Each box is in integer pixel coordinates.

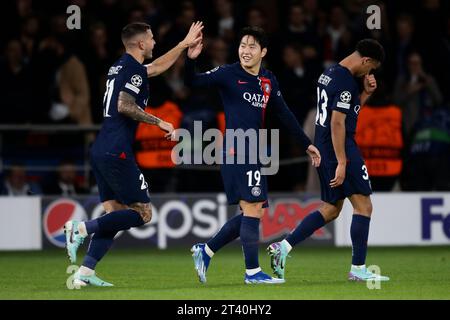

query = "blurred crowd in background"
[{"left": 0, "top": 0, "right": 449, "bottom": 196}]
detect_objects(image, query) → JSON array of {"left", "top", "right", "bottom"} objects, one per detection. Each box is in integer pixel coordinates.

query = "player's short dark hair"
[
  {"left": 121, "top": 22, "right": 151, "bottom": 43},
  {"left": 238, "top": 26, "right": 268, "bottom": 49},
  {"left": 356, "top": 39, "right": 385, "bottom": 63}
]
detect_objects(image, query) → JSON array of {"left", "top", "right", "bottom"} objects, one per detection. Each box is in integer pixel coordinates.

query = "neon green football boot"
[
  {"left": 73, "top": 270, "right": 114, "bottom": 287},
  {"left": 64, "top": 220, "right": 86, "bottom": 264},
  {"left": 267, "top": 241, "right": 290, "bottom": 279}
]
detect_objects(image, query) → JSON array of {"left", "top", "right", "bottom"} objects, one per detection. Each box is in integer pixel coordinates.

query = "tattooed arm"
[{"left": 117, "top": 91, "right": 174, "bottom": 138}]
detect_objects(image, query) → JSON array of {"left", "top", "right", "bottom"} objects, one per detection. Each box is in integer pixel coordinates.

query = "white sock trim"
[
  {"left": 204, "top": 244, "right": 214, "bottom": 258},
  {"left": 78, "top": 222, "right": 88, "bottom": 237},
  {"left": 281, "top": 239, "right": 292, "bottom": 253},
  {"left": 79, "top": 266, "right": 95, "bottom": 276},
  {"left": 246, "top": 267, "right": 262, "bottom": 276},
  {"left": 351, "top": 264, "right": 366, "bottom": 270}
]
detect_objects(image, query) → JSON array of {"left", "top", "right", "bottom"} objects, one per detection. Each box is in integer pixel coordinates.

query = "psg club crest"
[
  {"left": 251, "top": 186, "right": 262, "bottom": 197},
  {"left": 258, "top": 77, "right": 272, "bottom": 95}
]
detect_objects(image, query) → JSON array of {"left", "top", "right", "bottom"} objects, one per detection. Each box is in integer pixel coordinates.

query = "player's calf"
[
  {"left": 348, "top": 194, "right": 373, "bottom": 216},
  {"left": 129, "top": 202, "right": 152, "bottom": 223}
]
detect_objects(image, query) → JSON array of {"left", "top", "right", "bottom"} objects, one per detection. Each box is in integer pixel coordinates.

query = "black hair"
[
  {"left": 356, "top": 39, "right": 385, "bottom": 63},
  {"left": 4, "top": 161, "right": 25, "bottom": 177},
  {"left": 121, "top": 22, "right": 151, "bottom": 43},
  {"left": 238, "top": 26, "right": 268, "bottom": 49}
]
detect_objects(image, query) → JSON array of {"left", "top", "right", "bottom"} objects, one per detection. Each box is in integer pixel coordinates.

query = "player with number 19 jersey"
[{"left": 314, "top": 64, "right": 372, "bottom": 204}]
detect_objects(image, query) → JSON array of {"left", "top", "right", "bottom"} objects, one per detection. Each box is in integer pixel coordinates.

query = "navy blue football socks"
[
  {"left": 240, "top": 216, "right": 260, "bottom": 269},
  {"left": 85, "top": 209, "right": 145, "bottom": 234},
  {"left": 207, "top": 214, "right": 243, "bottom": 253},
  {"left": 286, "top": 210, "right": 325, "bottom": 246},
  {"left": 350, "top": 214, "right": 371, "bottom": 265},
  {"left": 82, "top": 230, "right": 118, "bottom": 270}
]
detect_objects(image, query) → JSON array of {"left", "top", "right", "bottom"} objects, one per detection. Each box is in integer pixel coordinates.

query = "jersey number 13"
[{"left": 315, "top": 87, "right": 328, "bottom": 127}]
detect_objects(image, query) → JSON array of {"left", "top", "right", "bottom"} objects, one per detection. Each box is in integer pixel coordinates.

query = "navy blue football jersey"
[
  {"left": 185, "top": 59, "right": 311, "bottom": 205},
  {"left": 92, "top": 53, "right": 149, "bottom": 157},
  {"left": 185, "top": 60, "right": 311, "bottom": 158},
  {"left": 314, "top": 64, "right": 362, "bottom": 162}
]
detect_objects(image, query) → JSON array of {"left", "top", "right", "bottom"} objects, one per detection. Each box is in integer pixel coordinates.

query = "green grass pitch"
[{"left": 0, "top": 246, "right": 449, "bottom": 299}]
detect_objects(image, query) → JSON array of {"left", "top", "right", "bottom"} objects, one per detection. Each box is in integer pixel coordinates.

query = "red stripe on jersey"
[{"left": 258, "top": 76, "right": 272, "bottom": 128}]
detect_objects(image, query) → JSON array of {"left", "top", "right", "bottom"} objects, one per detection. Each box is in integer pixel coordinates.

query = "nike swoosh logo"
[{"left": 237, "top": 80, "right": 248, "bottom": 84}]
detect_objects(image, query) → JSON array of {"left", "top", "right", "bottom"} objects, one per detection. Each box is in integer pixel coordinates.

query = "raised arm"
[
  {"left": 146, "top": 21, "right": 203, "bottom": 77},
  {"left": 184, "top": 37, "right": 226, "bottom": 88},
  {"left": 118, "top": 91, "right": 174, "bottom": 139}
]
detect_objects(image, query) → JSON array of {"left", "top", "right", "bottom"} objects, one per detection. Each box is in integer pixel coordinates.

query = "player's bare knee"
[
  {"left": 359, "top": 202, "right": 373, "bottom": 216},
  {"left": 239, "top": 200, "right": 265, "bottom": 218},
  {"left": 130, "top": 203, "right": 152, "bottom": 223},
  {"left": 255, "top": 207, "right": 265, "bottom": 218},
  {"left": 328, "top": 208, "right": 341, "bottom": 221},
  {"left": 354, "top": 200, "right": 373, "bottom": 216},
  {"left": 319, "top": 205, "right": 340, "bottom": 222}
]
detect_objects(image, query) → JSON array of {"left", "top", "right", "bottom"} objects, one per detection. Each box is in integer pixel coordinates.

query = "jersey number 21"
[{"left": 103, "top": 79, "right": 115, "bottom": 118}]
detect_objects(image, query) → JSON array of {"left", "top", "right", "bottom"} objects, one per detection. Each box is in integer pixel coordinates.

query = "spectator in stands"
[
  {"left": 393, "top": 52, "right": 443, "bottom": 136},
  {"left": 32, "top": 14, "right": 92, "bottom": 126},
  {"left": 0, "top": 163, "right": 41, "bottom": 196},
  {"left": 82, "top": 23, "right": 113, "bottom": 123},
  {"left": 20, "top": 15, "right": 41, "bottom": 64},
  {"left": 43, "top": 160, "right": 87, "bottom": 196},
  {"left": 165, "top": 55, "right": 189, "bottom": 102},
  {"left": 127, "top": 7, "right": 146, "bottom": 24},
  {"left": 301, "top": 0, "right": 319, "bottom": 28},
  {"left": 212, "top": 0, "right": 236, "bottom": 42},
  {"left": 393, "top": 14, "right": 417, "bottom": 78},
  {"left": 44, "top": 36, "right": 92, "bottom": 126},
  {"left": 401, "top": 107, "right": 450, "bottom": 191},
  {"left": 246, "top": 6, "right": 268, "bottom": 30},
  {"left": 322, "top": 6, "right": 352, "bottom": 66},
  {"left": 158, "top": 0, "right": 197, "bottom": 52},
  {"left": 278, "top": 43, "right": 316, "bottom": 124},
  {"left": 0, "top": 39, "right": 33, "bottom": 124},
  {"left": 208, "top": 37, "right": 229, "bottom": 67},
  {"left": 282, "top": 3, "right": 321, "bottom": 60}
]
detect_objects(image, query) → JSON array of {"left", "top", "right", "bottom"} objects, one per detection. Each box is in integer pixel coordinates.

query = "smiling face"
[{"left": 238, "top": 35, "right": 267, "bottom": 71}]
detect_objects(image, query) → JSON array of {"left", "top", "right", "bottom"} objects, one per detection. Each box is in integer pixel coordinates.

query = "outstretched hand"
[
  {"left": 187, "top": 34, "right": 203, "bottom": 59},
  {"left": 180, "top": 21, "right": 204, "bottom": 49}
]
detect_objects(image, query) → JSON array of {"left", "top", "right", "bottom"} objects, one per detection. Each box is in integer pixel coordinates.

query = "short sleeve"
[
  {"left": 330, "top": 75, "right": 354, "bottom": 115},
  {"left": 119, "top": 66, "right": 146, "bottom": 99}
]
